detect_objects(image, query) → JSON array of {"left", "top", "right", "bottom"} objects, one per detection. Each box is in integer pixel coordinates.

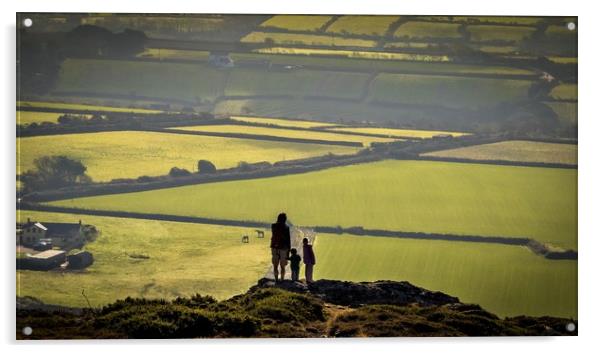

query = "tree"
[
  {"left": 197, "top": 160, "right": 216, "bottom": 174},
  {"left": 20, "top": 156, "right": 91, "bottom": 193}
]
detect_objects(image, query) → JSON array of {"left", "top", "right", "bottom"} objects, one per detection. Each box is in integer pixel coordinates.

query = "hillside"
[{"left": 17, "top": 278, "right": 576, "bottom": 339}]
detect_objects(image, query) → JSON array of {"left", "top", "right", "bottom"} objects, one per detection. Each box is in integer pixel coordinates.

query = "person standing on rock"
[
  {"left": 302, "top": 237, "right": 316, "bottom": 283},
  {"left": 271, "top": 213, "right": 291, "bottom": 282}
]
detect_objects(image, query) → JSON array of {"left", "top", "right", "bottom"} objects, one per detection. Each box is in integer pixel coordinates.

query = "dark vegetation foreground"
[{"left": 17, "top": 278, "right": 576, "bottom": 339}]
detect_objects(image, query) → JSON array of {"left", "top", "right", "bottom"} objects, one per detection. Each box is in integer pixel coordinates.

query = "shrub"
[{"left": 197, "top": 160, "right": 217, "bottom": 174}]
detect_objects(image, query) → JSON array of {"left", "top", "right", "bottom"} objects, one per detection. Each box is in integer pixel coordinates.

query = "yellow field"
[
  {"left": 394, "top": 21, "right": 462, "bottom": 39},
  {"left": 422, "top": 140, "right": 577, "bottom": 165},
  {"left": 383, "top": 42, "right": 431, "bottom": 50},
  {"left": 415, "top": 16, "right": 544, "bottom": 26},
  {"left": 17, "top": 101, "right": 163, "bottom": 113},
  {"left": 326, "top": 127, "right": 469, "bottom": 139},
  {"left": 231, "top": 116, "right": 337, "bottom": 129},
  {"left": 17, "top": 131, "right": 358, "bottom": 182},
  {"left": 325, "top": 16, "right": 399, "bottom": 36},
  {"left": 467, "top": 25, "right": 536, "bottom": 43},
  {"left": 547, "top": 56, "right": 577, "bottom": 64},
  {"left": 549, "top": 84, "right": 578, "bottom": 101},
  {"left": 259, "top": 15, "right": 333, "bottom": 32},
  {"left": 17, "top": 111, "right": 90, "bottom": 125},
  {"left": 254, "top": 47, "right": 450, "bottom": 62},
  {"left": 241, "top": 32, "right": 378, "bottom": 48},
  {"left": 170, "top": 125, "right": 394, "bottom": 146},
  {"left": 477, "top": 45, "right": 519, "bottom": 54}
]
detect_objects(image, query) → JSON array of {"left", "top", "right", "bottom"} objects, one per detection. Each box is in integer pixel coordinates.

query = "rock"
[{"left": 253, "top": 278, "right": 459, "bottom": 307}]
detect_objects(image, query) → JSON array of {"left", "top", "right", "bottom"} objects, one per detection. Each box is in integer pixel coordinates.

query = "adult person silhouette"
[{"left": 270, "top": 213, "right": 291, "bottom": 282}]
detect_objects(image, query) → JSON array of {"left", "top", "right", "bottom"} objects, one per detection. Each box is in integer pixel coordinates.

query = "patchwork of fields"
[
  {"left": 17, "top": 210, "right": 270, "bottom": 306},
  {"left": 326, "top": 126, "right": 468, "bottom": 139},
  {"left": 170, "top": 124, "right": 395, "bottom": 146},
  {"left": 230, "top": 116, "right": 337, "bottom": 129},
  {"left": 49, "top": 160, "right": 577, "bottom": 249},
  {"left": 18, "top": 131, "right": 358, "bottom": 181},
  {"left": 314, "top": 233, "right": 576, "bottom": 318},
  {"left": 423, "top": 140, "right": 577, "bottom": 165},
  {"left": 259, "top": 15, "right": 333, "bottom": 32}
]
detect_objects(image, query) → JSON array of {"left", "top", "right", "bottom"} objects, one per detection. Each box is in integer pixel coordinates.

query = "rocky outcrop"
[{"left": 252, "top": 278, "right": 459, "bottom": 307}]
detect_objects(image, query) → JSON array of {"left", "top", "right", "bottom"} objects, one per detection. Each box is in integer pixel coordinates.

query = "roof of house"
[
  {"left": 29, "top": 249, "right": 66, "bottom": 259},
  {"left": 44, "top": 223, "right": 81, "bottom": 237}
]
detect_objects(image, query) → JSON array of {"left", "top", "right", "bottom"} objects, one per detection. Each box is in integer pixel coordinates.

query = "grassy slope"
[
  {"left": 394, "top": 21, "right": 462, "bottom": 39},
  {"left": 423, "top": 140, "right": 577, "bottom": 165},
  {"left": 55, "top": 59, "right": 228, "bottom": 103},
  {"left": 17, "top": 101, "right": 163, "bottom": 113},
  {"left": 314, "top": 233, "right": 576, "bottom": 318},
  {"left": 240, "top": 32, "right": 378, "bottom": 48},
  {"left": 18, "top": 131, "right": 357, "bottom": 181},
  {"left": 170, "top": 125, "right": 395, "bottom": 146},
  {"left": 370, "top": 74, "right": 532, "bottom": 108},
  {"left": 259, "top": 15, "right": 333, "bottom": 31},
  {"left": 466, "top": 25, "right": 536, "bottom": 43},
  {"left": 325, "top": 16, "right": 400, "bottom": 36},
  {"left": 17, "top": 111, "right": 82, "bottom": 125},
  {"left": 549, "top": 84, "right": 578, "bottom": 101},
  {"left": 546, "top": 102, "right": 577, "bottom": 125},
  {"left": 50, "top": 160, "right": 577, "bottom": 248},
  {"left": 16, "top": 210, "right": 270, "bottom": 307}
]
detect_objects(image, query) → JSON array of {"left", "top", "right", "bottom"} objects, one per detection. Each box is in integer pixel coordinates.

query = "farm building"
[
  {"left": 18, "top": 249, "right": 67, "bottom": 271},
  {"left": 17, "top": 219, "right": 85, "bottom": 248},
  {"left": 67, "top": 251, "right": 94, "bottom": 269}
]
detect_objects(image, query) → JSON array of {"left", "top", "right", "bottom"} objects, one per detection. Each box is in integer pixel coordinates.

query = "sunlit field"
[
  {"left": 326, "top": 126, "right": 468, "bottom": 139},
  {"left": 18, "top": 131, "right": 357, "bottom": 181},
  {"left": 259, "top": 15, "right": 333, "bottom": 32}
]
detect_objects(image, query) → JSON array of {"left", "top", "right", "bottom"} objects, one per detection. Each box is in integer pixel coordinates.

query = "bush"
[
  {"left": 169, "top": 167, "right": 191, "bottom": 177},
  {"left": 197, "top": 160, "right": 217, "bottom": 174}
]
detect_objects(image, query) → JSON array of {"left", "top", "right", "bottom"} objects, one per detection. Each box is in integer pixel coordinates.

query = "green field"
[
  {"left": 18, "top": 131, "right": 357, "bottom": 181},
  {"left": 17, "top": 100, "right": 163, "bottom": 113},
  {"left": 55, "top": 59, "right": 228, "bottom": 103},
  {"left": 549, "top": 84, "right": 578, "bottom": 101},
  {"left": 241, "top": 32, "right": 378, "bottom": 48},
  {"left": 259, "top": 15, "right": 333, "bottom": 32},
  {"left": 423, "top": 140, "right": 577, "bottom": 165},
  {"left": 50, "top": 160, "right": 577, "bottom": 249},
  {"left": 467, "top": 25, "right": 536, "bottom": 43},
  {"left": 393, "top": 21, "right": 462, "bottom": 39},
  {"left": 17, "top": 210, "right": 270, "bottom": 307},
  {"left": 17, "top": 111, "right": 90, "bottom": 125},
  {"left": 369, "top": 74, "right": 533, "bottom": 108},
  {"left": 254, "top": 47, "right": 451, "bottom": 62},
  {"left": 325, "top": 16, "right": 399, "bottom": 37},
  {"left": 326, "top": 127, "right": 468, "bottom": 139},
  {"left": 314, "top": 233, "right": 576, "bottom": 318},
  {"left": 224, "top": 68, "right": 370, "bottom": 100},
  {"left": 170, "top": 125, "right": 394, "bottom": 146},
  {"left": 137, "top": 48, "right": 209, "bottom": 61},
  {"left": 415, "top": 16, "right": 544, "bottom": 26},
  {"left": 546, "top": 102, "right": 578, "bottom": 125},
  {"left": 476, "top": 45, "right": 519, "bottom": 54},
  {"left": 231, "top": 116, "right": 337, "bottom": 129}
]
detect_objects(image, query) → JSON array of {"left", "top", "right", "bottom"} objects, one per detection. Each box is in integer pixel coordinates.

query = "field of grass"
[
  {"left": 314, "top": 233, "right": 576, "bottom": 318},
  {"left": 326, "top": 127, "right": 468, "bottom": 139},
  {"left": 423, "top": 140, "right": 577, "bottom": 165},
  {"left": 259, "top": 15, "right": 332, "bottom": 32},
  {"left": 17, "top": 100, "right": 163, "bottom": 113},
  {"left": 51, "top": 160, "right": 577, "bottom": 249},
  {"left": 546, "top": 102, "right": 577, "bottom": 125},
  {"left": 477, "top": 45, "right": 519, "bottom": 54},
  {"left": 369, "top": 74, "right": 533, "bottom": 108},
  {"left": 17, "top": 210, "right": 270, "bottom": 307},
  {"left": 230, "top": 116, "right": 337, "bottom": 129},
  {"left": 241, "top": 32, "right": 378, "bottom": 48},
  {"left": 393, "top": 21, "right": 462, "bottom": 39},
  {"left": 546, "top": 24, "right": 577, "bottom": 37},
  {"left": 253, "top": 47, "right": 450, "bottom": 62},
  {"left": 55, "top": 59, "right": 228, "bottom": 103},
  {"left": 17, "top": 111, "right": 90, "bottom": 125},
  {"left": 18, "top": 131, "right": 357, "bottom": 181},
  {"left": 415, "top": 16, "right": 544, "bottom": 26},
  {"left": 170, "top": 124, "right": 394, "bottom": 146},
  {"left": 383, "top": 42, "right": 431, "bottom": 50},
  {"left": 467, "top": 25, "right": 536, "bottom": 43},
  {"left": 224, "top": 68, "right": 370, "bottom": 100},
  {"left": 325, "top": 16, "right": 400, "bottom": 36},
  {"left": 549, "top": 84, "right": 578, "bottom": 101}
]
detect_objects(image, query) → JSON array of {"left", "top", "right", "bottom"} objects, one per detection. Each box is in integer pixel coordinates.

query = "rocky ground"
[{"left": 17, "top": 278, "right": 577, "bottom": 339}]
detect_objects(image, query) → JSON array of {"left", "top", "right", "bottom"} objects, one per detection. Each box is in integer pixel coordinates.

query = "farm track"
[{"left": 20, "top": 202, "right": 576, "bottom": 260}]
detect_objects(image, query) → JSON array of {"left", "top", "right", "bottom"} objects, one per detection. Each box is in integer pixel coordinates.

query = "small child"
[
  {"left": 302, "top": 238, "right": 316, "bottom": 283},
  {"left": 288, "top": 248, "right": 302, "bottom": 282}
]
